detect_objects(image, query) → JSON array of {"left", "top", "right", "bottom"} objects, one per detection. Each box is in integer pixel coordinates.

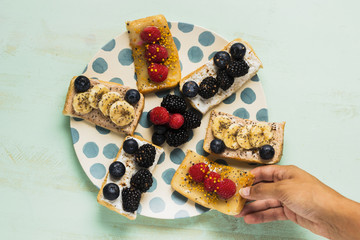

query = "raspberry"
[
  {"left": 215, "top": 178, "right": 237, "bottom": 199},
  {"left": 166, "top": 129, "right": 190, "bottom": 147},
  {"left": 148, "top": 63, "right": 168, "bottom": 83},
  {"left": 140, "top": 26, "right": 161, "bottom": 43},
  {"left": 145, "top": 44, "right": 168, "bottom": 63},
  {"left": 204, "top": 172, "right": 221, "bottom": 192},
  {"left": 169, "top": 113, "right": 184, "bottom": 129},
  {"left": 149, "top": 107, "right": 170, "bottom": 125},
  {"left": 188, "top": 163, "right": 210, "bottom": 183},
  {"left": 226, "top": 60, "right": 249, "bottom": 78},
  {"left": 161, "top": 94, "right": 187, "bottom": 114}
]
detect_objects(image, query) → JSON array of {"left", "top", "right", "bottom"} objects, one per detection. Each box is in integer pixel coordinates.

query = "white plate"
[{"left": 70, "top": 22, "right": 268, "bottom": 219}]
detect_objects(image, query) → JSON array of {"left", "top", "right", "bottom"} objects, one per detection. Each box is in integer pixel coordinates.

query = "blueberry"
[
  {"left": 213, "top": 51, "right": 231, "bottom": 69},
  {"left": 154, "top": 125, "right": 168, "bottom": 135},
  {"left": 259, "top": 145, "right": 275, "bottom": 160},
  {"left": 147, "top": 110, "right": 152, "bottom": 124},
  {"left": 125, "top": 89, "right": 140, "bottom": 104},
  {"left": 210, "top": 139, "right": 226, "bottom": 154},
  {"left": 103, "top": 183, "right": 120, "bottom": 200},
  {"left": 109, "top": 161, "right": 126, "bottom": 180},
  {"left": 74, "top": 75, "right": 91, "bottom": 93},
  {"left": 123, "top": 138, "right": 138, "bottom": 154},
  {"left": 152, "top": 132, "right": 166, "bottom": 146},
  {"left": 230, "top": 43, "right": 246, "bottom": 60},
  {"left": 182, "top": 81, "right": 199, "bottom": 98}
]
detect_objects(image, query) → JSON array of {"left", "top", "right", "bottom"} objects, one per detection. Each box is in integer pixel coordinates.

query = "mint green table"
[{"left": 1, "top": 0, "right": 359, "bottom": 239}]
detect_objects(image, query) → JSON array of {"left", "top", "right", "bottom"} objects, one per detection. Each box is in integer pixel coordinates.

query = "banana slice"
[
  {"left": 72, "top": 92, "right": 92, "bottom": 115},
  {"left": 109, "top": 100, "right": 135, "bottom": 127},
  {"left": 211, "top": 116, "right": 233, "bottom": 140},
  {"left": 88, "top": 84, "right": 109, "bottom": 109},
  {"left": 249, "top": 123, "right": 273, "bottom": 148},
  {"left": 237, "top": 125, "right": 252, "bottom": 149},
  {"left": 223, "top": 124, "right": 240, "bottom": 150},
  {"left": 99, "top": 92, "right": 122, "bottom": 116}
]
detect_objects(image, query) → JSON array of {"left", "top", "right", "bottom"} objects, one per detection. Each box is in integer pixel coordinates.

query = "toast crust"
[
  {"left": 171, "top": 150, "right": 254, "bottom": 215},
  {"left": 203, "top": 110, "right": 285, "bottom": 164},
  {"left": 126, "top": 15, "right": 181, "bottom": 94},
  {"left": 63, "top": 76, "right": 144, "bottom": 135}
]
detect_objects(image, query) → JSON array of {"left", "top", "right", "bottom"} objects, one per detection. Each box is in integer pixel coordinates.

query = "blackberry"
[
  {"left": 166, "top": 129, "right": 190, "bottom": 147},
  {"left": 130, "top": 169, "right": 153, "bottom": 192},
  {"left": 187, "top": 107, "right": 203, "bottom": 119},
  {"left": 217, "top": 69, "right": 234, "bottom": 91},
  {"left": 226, "top": 60, "right": 249, "bottom": 78},
  {"left": 183, "top": 110, "right": 201, "bottom": 129},
  {"left": 121, "top": 187, "right": 141, "bottom": 213},
  {"left": 198, "top": 76, "right": 219, "bottom": 99},
  {"left": 161, "top": 94, "right": 187, "bottom": 113},
  {"left": 134, "top": 144, "right": 156, "bottom": 168}
]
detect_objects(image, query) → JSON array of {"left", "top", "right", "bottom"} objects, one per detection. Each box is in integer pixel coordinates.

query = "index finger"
[{"left": 251, "top": 165, "right": 293, "bottom": 184}]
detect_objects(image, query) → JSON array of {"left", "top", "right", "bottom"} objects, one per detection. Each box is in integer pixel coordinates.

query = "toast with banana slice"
[
  {"left": 203, "top": 110, "right": 285, "bottom": 164},
  {"left": 63, "top": 76, "right": 144, "bottom": 135},
  {"left": 171, "top": 150, "right": 254, "bottom": 215}
]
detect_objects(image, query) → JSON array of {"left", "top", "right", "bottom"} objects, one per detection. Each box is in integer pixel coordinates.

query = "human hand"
[{"left": 237, "top": 165, "right": 360, "bottom": 240}]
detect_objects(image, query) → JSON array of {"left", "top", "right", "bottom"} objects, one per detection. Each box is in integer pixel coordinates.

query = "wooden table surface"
[{"left": 1, "top": 0, "right": 359, "bottom": 239}]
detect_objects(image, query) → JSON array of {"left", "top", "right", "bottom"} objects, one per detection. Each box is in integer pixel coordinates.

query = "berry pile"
[
  {"left": 148, "top": 94, "right": 202, "bottom": 147},
  {"left": 188, "top": 162, "right": 236, "bottom": 200}
]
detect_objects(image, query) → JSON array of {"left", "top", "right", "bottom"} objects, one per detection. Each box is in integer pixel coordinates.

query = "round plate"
[{"left": 70, "top": 22, "right": 268, "bottom": 219}]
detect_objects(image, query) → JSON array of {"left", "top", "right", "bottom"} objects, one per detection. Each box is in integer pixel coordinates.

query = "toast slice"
[
  {"left": 126, "top": 15, "right": 181, "bottom": 94},
  {"left": 180, "top": 38, "right": 263, "bottom": 114},
  {"left": 204, "top": 110, "right": 285, "bottom": 164},
  {"left": 171, "top": 150, "right": 254, "bottom": 215},
  {"left": 63, "top": 76, "right": 144, "bottom": 135},
  {"left": 97, "top": 135, "right": 164, "bottom": 220}
]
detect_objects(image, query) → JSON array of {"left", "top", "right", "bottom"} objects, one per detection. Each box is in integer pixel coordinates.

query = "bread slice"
[
  {"left": 97, "top": 135, "right": 164, "bottom": 220},
  {"left": 203, "top": 110, "right": 285, "bottom": 164},
  {"left": 180, "top": 38, "right": 263, "bottom": 114},
  {"left": 63, "top": 76, "right": 144, "bottom": 135},
  {"left": 126, "top": 15, "right": 181, "bottom": 94},
  {"left": 171, "top": 150, "right": 254, "bottom": 215}
]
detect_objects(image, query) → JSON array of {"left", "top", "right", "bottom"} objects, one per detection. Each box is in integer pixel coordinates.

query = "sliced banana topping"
[
  {"left": 211, "top": 116, "right": 233, "bottom": 140},
  {"left": 109, "top": 100, "right": 135, "bottom": 127},
  {"left": 237, "top": 125, "right": 252, "bottom": 149},
  {"left": 72, "top": 92, "right": 92, "bottom": 115},
  {"left": 99, "top": 92, "right": 122, "bottom": 116},
  {"left": 249, "top": 123, "right": 273, "bottom": 148},
  {"left": 223, "top": 124, "right": 240, "bottom": 150},
  {"left": 88, "top": 84, "right": 110, "bottom": 109}
]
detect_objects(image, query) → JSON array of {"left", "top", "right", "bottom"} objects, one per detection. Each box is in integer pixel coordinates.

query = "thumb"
[{"left": 239, "top": 182, "right": 283, "bottom": 201}]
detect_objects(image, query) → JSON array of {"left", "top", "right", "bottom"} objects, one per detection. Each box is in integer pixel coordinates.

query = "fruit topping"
[
  {"left": 182, "top": 110, "right": 201, "bottom": 129},
  {"left": 124, "top": 89, "right": 140, "bottom": 105},
  {"left": 109, "top": 161, "right": 126, "bottom": 180},
  {"left": 169, "top": 113, "right": 184, "bottom": 129},
  {"left": 72, "top": 92, "right": 92, "bottom": 115},
  {"left": 148, "top": 63, "right": 169, "bottom": 83},
  {"left": 182, "top": 81, "right": 199, "bottom": 98},
  {"left": 215, "top": 178, "right": 236, "bottom": 200},
  {"left": 204, "top": 171, "right": 221, "bottom": 192},
  {"left": 123, "top": 138, "right": 139, "bottom": 154},
  {"left": 109, "top": 100, "right": 135, "bottom": 127},
  {"left": 88, "top": 84, "right": 109, "bottom": 109},
  {"left": 213, "top": 51, "right": 231, "bottom": 69},
  {"left": 166, "top": 129, "right": 190, "bottom": 147},
  {"left": 198, "top": 76, "right": 219, "bottom": 99},
  {"left": 161, "top": 94, "right": 187, "bottom": 114},
  {"left": 217, "top": 69, "right": 235, "bottom": 91},
  {"left": 149, "top": 106, "right": 170, "bottom": 125},
  {"left": 230, "top": 43, "right": 246, "bottom": 60},
  {"left": 140, "top": 26, "right": 161, "bottom": 43},
  {"left": 188, "top": 163, "right": 210, "bottom": 183},
  {"left": 74, "top": 75, "right": 91, "bottom": 93},
  {"left": 223, "top": 124, "right": 241, "bottom": 150},
  {"left": 236, "top": 125, "right": 252, "bottom": 149},
  {"left": 121, "top": 187, "right": 141, "bottom": 213},
  {"left": 152, "top": 132, "right": 166, "bottom": 146},
  {"left": 145, "top": 44, "right": 168, "bottom": 63},
  {"left": 259, "top": 144, "right": 275, "bottom": 160},
  {"left": 103, "top": 183, "right": 120, "bottom": 201},
  {"left": 153, "top": 124, "right": 168, "bottom": 135},
  {"left": 226, "top": 60, "right": 249, "bottom": 78},
  {"left": 134, "top": 144, "right": 156, "bottom": 168},
  {"left": 98, "top": 92, "right": 122, "bottom": 116},
  {"left": 249, "top": 123, "right": 273, "bottom": 148},
  {"left": 211, "top": 116, "right": 232, "bottom": 140},
  {"left": 130, "top": 169, "right": 153, "bottom": 193},
  {"left": 210, "top": 139, "right": 226, "bottom": 154}
]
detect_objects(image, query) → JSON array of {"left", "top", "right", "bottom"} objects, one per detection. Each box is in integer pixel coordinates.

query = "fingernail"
[{"left": 240, "top": 187, "right": 250, "bottom": 197}]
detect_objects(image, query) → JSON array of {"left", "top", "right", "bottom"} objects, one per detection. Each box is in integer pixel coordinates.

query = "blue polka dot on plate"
[
  {"left": 103, "top": 143, "right": 119, "bottom": 159},
  {"left": 196, "top": 139, "right": 209, "bottom": 156},
  {"left": 178, "top": 22, "right": 194, "bottom": 33},
  {"left": 148, "top": 177, "right": 157, "bottom": 192},
  {"left": 134, "top": 72, "right": 137, "bottom": 81},
  {"left": 233, "top": 108, "right": 250, "bottom": 119},
  {"left": 240, "top": 88, "right": 256, "bottom": 104},
  {"left": 95, "top": 125, "right": 110, "bottom": 135},
  {"left": 170, "top": 148, "right": 185, "bottom": 165},
  {"left": 188, "top": 46, "right": 203, "bottom": 63},
  {"left": 82, "top": 65, "right": 88, "bottom": 74},
  {"left": 198, "top": 31, "right": 215, "bottom": 46},
  {"left": 180, "top": 60, "right": 183, "bottom": 71},
  {"left": 118, "top": 48, "right": 133, "bottom": 66},
  {"left": 175, "top": 210, "right": 189, "bottom": 219},
  {"left": 251, "top": 74, "right": 259, "bottom": 82},
  {"left": 195, "top": 203, "right": 210, "bottom": 213},
  {"left": 92, "top": 57, "right": 108, "bottom": 74},
  {"left": 162, "top": 168, "right": 175, "bottom": 185},
  {"left": 223, "top": 93, "right": 236, "bottom": 104},
  {"left": 90, "top": 163, "right": 106, "bottom": 179},
  {"left": 155, "top": 89, "right": 171, "bottom": 98},
  {"left": 173, "top": 85, "right": 181, "bottom": 97},
  {"left": 173, "top": 37, "right": 181, "bottom": 51},
  {"left": 139, "top": 111, "right": 152, "bottom": 128},
  {"left": 110, "top": 77, "right": 123, "bottom": 85},
  {"left": 134, "top": 132, "right": 143, "bottom": 138},
  {"left": 167, "top": 22, "right": 172, "bottom": 29},
  {"left": 256, "top": 108, "right": 269, "bottom": 122},
  {"left": 157, "top": 152, "right": 165, "bottom": 165},
  {"left": 71, "top": 128, "right": 79, "bottom": 144},
  {"left": 102, "top": 39, "right": 115, "bottom": 51},
  {"left": 171, "top": 191, "right": 188, "bottom": 205},
  {"left": 137, "top": 204, "right": 142, "bottom": 214},
  {"left": 83, "top": 142, "right": 99, "bottom": 158},
  {"left": 215, "top": 159, "right": 228, "bottom": 166},
  {"left": 208, "top": 51, "right": 216, "bottom": 60},
  {"left": 73, "top": 117, "right": 83, "bottom": 122},
  {"left": 149, "top": 197, "right": 165, "bottom": 213},
  {"left": 187, "top": 129, "right": 194, "bottom": 142}
]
